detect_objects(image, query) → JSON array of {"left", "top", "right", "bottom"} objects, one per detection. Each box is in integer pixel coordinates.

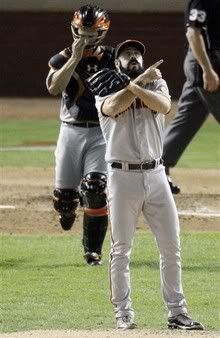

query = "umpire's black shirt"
[{"left": 185, "top": 0, "right": 220, "bottom": 50}]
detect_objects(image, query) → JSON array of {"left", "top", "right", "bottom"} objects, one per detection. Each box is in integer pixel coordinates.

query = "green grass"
[
  {"left": 0, "top": 119, "right": 59, "bottom": 147},
  {"left": 0, "top": 151, "right": 55, "bottom": 167},
  {"left": 1, "top": 231, "right": 219, "bottom": 332},
  {"left": 0, "top": 118, "right": 219, "bottom": 168},
  {"left": 177, "top": 119, "right": 220, "bottom": 169}
]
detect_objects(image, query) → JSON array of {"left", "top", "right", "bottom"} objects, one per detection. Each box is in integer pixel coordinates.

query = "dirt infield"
[
  {"left": 1, "top": 328, "right": 220, "bottom": 338},
  {"left": 0, "top": 167, "right": 219, "bottom": 235}
]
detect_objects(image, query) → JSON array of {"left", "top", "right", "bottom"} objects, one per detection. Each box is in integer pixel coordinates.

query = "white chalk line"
[
  {"left": 178, "top": 211, "right": 220, "bottom": 218},
  {"left": 0, "top": 205, "right": 219, "bottom": 218},
  {"left": 0, "top": 205, "right": 16, "bottom": 209}
]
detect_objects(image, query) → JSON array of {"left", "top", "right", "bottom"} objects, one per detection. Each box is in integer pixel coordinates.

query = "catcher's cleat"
[
  {"left": 167, "top": 175, "right": 181, "bottom": 194},
  {"left": 168, "top": 313, "right": 204, "bottom": 330},
  {"left": 116, "top": 316, "right": 137, "bottom": 330},
  {"left": 59, "top": 212, "right": 76, "bottom": 231},
  {"left": 84, "top": 252, "right": 103, "bottom": 266}
]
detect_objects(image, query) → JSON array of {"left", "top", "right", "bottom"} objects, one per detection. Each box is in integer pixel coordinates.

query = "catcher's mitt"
[{"left": 86, "top": 68, "right": 130, "bottom": 97}]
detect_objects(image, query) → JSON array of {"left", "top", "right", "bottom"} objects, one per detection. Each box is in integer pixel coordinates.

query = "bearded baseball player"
[
  {"left": 87, "top": 40, "right": 204, "bottom": 330},
  {"left": 46, "top": 5, "right": 115, "bottom": 266}
]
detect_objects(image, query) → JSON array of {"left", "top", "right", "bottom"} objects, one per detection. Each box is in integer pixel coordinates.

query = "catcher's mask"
[{"left": 71, "top": 5, "right": 110, "bottom": 46}]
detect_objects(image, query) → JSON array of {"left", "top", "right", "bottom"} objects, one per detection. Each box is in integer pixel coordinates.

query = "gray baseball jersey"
[
  {"left": 96, "top": 79, "right": 169, "bottom": 162},
  {"left": 95, "top": 78, "right": 188, "bottom": 319},
  {"left": 47, "top": 45, "right": 114, "bottom": 189}
]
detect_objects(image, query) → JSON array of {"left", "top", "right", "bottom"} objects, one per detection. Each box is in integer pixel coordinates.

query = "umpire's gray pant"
[{"left": 163, "top": 50, "right": 220, "bottom": 168}]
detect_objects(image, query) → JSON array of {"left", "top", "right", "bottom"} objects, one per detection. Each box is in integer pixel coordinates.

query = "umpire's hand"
[{"left": 203, "top": 68, "right": 219, "bottom": 92}]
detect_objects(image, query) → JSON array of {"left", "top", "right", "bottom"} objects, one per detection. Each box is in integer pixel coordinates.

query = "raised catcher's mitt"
[{"left": 86, "top": 68, "right": 130, "bottom": 97}]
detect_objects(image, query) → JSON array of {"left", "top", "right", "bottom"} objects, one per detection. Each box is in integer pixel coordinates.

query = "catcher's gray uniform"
[
  {"left": 55, "top": 122, "right": 106, "bottom": 188},
  {"left": 95, "top": 78, "right": 188, "bottom": 319},
  {"left": 46, "top": 43, "right": 114, "bottom": 265}
]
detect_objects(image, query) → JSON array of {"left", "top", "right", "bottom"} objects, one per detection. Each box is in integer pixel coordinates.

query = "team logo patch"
[
  {"left": 87, "top": 64, "right": 99, "bottom": 73},
  {"left": 189, "top": 9, "right": 207, "bottom": 23}
]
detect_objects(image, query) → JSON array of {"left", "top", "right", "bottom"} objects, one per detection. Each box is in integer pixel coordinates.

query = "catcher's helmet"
[{"left": 71, "top": 5, "right": 110, "bottom": 46}]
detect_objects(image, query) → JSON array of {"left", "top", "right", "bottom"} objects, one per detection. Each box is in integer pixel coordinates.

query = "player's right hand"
[
  {"left": 139, "top": 59, "right": 164, "bottom": 84},
  {"left": 71, "top": 37, "right": 87, "bottom": 60}
]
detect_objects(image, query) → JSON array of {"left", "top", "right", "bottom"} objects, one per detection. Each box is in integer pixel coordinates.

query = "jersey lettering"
[{"left": 189, "top": 9, "right": 207, "bottom": 23}]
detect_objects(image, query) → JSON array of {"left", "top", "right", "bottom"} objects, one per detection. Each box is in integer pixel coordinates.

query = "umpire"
[{"left": 163, "top": 0, "right": 220, "bottom": 194}]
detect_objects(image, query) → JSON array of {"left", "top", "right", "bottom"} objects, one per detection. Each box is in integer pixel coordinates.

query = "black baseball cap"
[{"left": 115, "top": 40, "right": 146, "bottom": 58}]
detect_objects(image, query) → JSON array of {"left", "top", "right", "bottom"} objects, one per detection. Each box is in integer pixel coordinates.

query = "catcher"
[
  {"left": 87, "top": 40, "right": 204, "bottom": 330},
  {"left": 46, "top": 5, "right": 114, "bottom": 266}
]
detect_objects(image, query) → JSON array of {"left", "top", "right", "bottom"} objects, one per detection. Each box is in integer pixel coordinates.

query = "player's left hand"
[{"left": 86, "top": 68, "right": 130, "bottom": 96}]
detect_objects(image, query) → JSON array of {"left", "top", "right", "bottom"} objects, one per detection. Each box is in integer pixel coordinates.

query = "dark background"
[{"left": 1, "top": 11, "right": 185, "bottom": 99}]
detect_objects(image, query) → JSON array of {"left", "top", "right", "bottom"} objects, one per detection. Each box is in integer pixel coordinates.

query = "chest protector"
[{"left": 49, "top": 46, "right": 115, "bottom": 121}]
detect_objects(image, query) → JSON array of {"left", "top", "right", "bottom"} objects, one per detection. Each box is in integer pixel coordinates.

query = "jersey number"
[{"left": 189, "top": 9, "right": 207, "bottom": 23}]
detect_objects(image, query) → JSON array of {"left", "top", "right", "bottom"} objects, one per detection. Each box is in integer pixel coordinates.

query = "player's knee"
[
  {"left": 80, "top": 172, "right": 107, "bottom": 216},
  {"left": 53, "top": 188, "right": 79, "bottom": 214}
]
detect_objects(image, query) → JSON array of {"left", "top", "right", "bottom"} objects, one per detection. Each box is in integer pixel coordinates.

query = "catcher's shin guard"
[
  {"left": 80, "top": 172, "right": 108, "bottom": 264},
  {"left": 53, "top": 188, "right": 79, "bottom": 231},
  {"left": 82, "top": 213, "right": 108, "bottom": 257}
]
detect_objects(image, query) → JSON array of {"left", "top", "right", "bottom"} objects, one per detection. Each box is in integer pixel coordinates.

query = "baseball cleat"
[
  {"left": 116, "top": 316, "right": 137, "bottom": 330},
  {"left": 84, "top": 252, "right": 103, "bottom": 266},
  {"left": 167, "top": 175, "right": 181, "bottom": 194},
  {"left": 168, "top": 313, "right": 204, "bottom": 330},
  {"left": 59, "top": 212, "right": 76, "bottom": 231}
]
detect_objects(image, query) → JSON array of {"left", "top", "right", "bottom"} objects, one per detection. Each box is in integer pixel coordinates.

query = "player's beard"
[{"left": 119, "top": 59, "right": 144, "bottom": 79}]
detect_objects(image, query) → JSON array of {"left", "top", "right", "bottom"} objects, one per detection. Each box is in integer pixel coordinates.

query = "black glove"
[{"left": 86, "top": 68, "right": 130, "bottom": 97}]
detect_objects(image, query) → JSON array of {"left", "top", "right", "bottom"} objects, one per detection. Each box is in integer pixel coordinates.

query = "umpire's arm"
[{"left": 186, "top": 27, "right": 219, "bottom": 92}]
